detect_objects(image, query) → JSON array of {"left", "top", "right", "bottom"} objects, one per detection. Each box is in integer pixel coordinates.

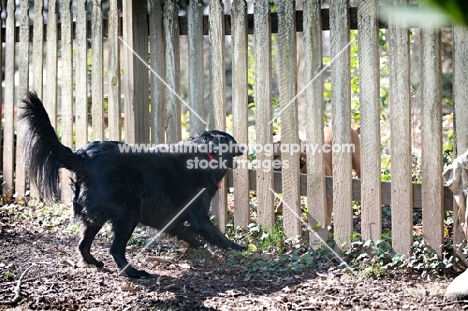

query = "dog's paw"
[
  {"left": 121, "top": 267, "right": 152, "bottom": 279},
  {"left": 230, "top": 243, "right": 247, "bottom": 251},
  {"left": 94, "top": 260, "right": 104, "bottom": 268},
  {"left": 78, "top": 259, "right": 104, "bottom": 268}
]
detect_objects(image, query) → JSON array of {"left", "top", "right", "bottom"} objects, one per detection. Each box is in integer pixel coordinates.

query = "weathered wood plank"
[
  {"left": 149, "top": 0, "right": 166, "bottom": 144},
  {"left": 420, "top": 24, "right": 443, "bottom": 256},
  {"left": 0, "top": 1, "right": 2, "bottom": 196},
  {"left": 75, "top": 0, "right": 89, "bottom": 148},
  {"left": 358, "top": 0, "right": 382, "bottom": 241},
  {"left": 453, "top": 25, "right": 468, "bottom": 264},
  {"left": 3, "top": 0, "right": 16, "bottom": 196},
  {"left": 278, "top": 0, "right": 300, "bottom": 238},
  {"left": 4, "top": 7, "right": 431, "bottom": 44},
  {"left": 91, "top": 0, "right": 104, "bottom": 141},
  {"left": 254, "top": 0, "right": 274, "bottom": 228},
  {"left": 209, "top": 0, "right": 228, "bottom": 231},
  {"left": 231, "top": 0, "right": 250, "bottom": 228},
  {"left": 60, "top": 0, "right": 73, "bottom": 203},
  {"left": 188, "top": 0, "right": 205, "bottom": 136},
  {"left": 226, "top": 171, "right": 453, "bottom": 211},
  {"left": 330, "top": 0, "right": 353, "bottom": 249},
  {"left": 108, "top": 0, "right": 120, "bottom": 141},
  {"left": 45, "top": 0, "right": 58, "bottom": 130},
  {"left": 32, "top": 0, "right": 43, "bottom": 100},
  {"left": 31, "top": 0, "right": 44, "bottom": 202},
  {"left": 122, "top": 0, "right": 149, "bottom": 144},
  {"left": 388, "top": 0, "right": 413, "bottom": 255},
  {"left": 163, "top": 0, "right": 181, "bottom": 144},
  {"left": 303, "top": 0, "right": 328, "bottom": 243},
  {"left": 15, "top": 0, "right": 30, "bottom": 198}
]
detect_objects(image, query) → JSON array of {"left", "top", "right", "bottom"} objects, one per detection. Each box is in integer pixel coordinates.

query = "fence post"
[
  {"left": 330, "top": 0, "right": 353, "bottom": 249},
  {"left": 358, "top": 0, "right": 382, "bottom": 241},
  {"left": 388, "top": 0, "right": 413, "bottom": 255},
  {"left": 232, "top": 0, "right": 250, "bottom": 228},
  {"left": 254, "top": 0, "right": 275, "bottom": 228}
]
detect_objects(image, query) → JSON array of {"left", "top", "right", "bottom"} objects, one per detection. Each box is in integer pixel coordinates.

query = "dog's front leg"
[
  {"left": 195, "top": 215, "right": 246, "bottom": 251},
  {"left": 167, "top": 223, "right": 204, "bottom": 248}
]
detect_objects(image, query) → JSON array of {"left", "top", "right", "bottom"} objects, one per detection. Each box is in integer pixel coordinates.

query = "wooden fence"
[{"left": 1, "top": 0, "right": 467, "bottom": 259}]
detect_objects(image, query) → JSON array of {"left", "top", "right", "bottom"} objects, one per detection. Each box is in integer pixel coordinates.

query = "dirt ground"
[{"left": 0, "top": 203, "right": 466, "bottom": 310}]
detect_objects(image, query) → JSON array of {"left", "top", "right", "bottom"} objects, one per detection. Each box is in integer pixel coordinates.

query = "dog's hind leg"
[
  {"left": 78, "top": 224, "right": 104, "bottom": 267},
  {"left": 109, "top": 212, "right": 151, "bottom": 278}
]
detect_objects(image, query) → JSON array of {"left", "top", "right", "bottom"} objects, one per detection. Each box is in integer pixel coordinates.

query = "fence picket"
[
  {"left": 209, "top": 0, "right": 228, "bottom": 231},
  {"left": 453, "top": 25, "right": 468, "bottom": 263},
  {"left": 231, "top": 0, "right": 250, "bottom": 228},
  {"left": 60, "top": 0, "right": 73, "bottom": 203},
  {"left": 303, "top": 0, "right": 328, "bottom": 243},
  {"left": 0, "top": 1, "right": 2, "bottom": 195},
  {"left": 45, "top": 0, "right": 58, "bottom": 130},
  {"left": 3, "top": 0, "right": 16, "bottom": 196},
  {"left": 32, "top": 0, "right": 43, "bottom": 101},
  {"left": 91, "top": 0, "right": 104, "bottom": 141},
  {"left": 278, "top": 0, "right": 301, "bottom": 238},
  {"left": 358, "top": 0, "right": 382, "bottom": 241},
  {"left": 31, "top": 0, "right": 44, "bottom": 203},
  {"left": 149, "top": 0, "right": 166, "bottom": 144},
  {"left": 122, "top": 0, "right": 149, "bottom": 144},
  {"left": 330, "top": 0, "right": 353, "bottom": 248},
  {"left": 388, "top": 0, "right": 413, "bottom": 254},
  {"left": 15, "top": 0, "right": 30, "bottom": 198},
  {"left": 188, "top": 0, "right": 205, "bottom": 136},
  {"left": 107, "top": 0, "right": 120, "bottom": 141},
  {"left": 254, "top": 0, "right": 274, "bottom": 228},
  {"left": 420, "top": 26, "right": 443, "bottom": 256},
  {"left": 75, "top": 0, "right": 88, "bottom": 148},
  {"left": 164, "top": 0, "right": 181, "bottom": 144}
]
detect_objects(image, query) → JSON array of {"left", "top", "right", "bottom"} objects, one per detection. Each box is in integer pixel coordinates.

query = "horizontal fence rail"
[{"left": 1, "top": 5, "right": 446, "bottom": 43}]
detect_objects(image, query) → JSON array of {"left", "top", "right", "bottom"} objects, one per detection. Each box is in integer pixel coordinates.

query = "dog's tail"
[{"left": 19, "top": 91, "right": 80, "bottom": 202}]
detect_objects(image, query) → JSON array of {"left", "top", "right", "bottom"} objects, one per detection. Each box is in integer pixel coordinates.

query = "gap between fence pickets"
[{"left": 226, "top": 170, "right": 454, "bottom": 211}]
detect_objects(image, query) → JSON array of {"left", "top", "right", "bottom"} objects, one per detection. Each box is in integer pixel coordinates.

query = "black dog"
[{"left": 20, "top": 91, "right": 245, "bottom": 278}]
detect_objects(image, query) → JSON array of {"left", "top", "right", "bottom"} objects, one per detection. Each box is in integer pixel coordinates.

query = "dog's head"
[{"left": 189, "top": 130, "right": 244, "bottom": 168}]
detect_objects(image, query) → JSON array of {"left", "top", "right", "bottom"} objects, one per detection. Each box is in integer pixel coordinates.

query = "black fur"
[{"left": 19, "top": 91, "right": 245, "bottom": 278}]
